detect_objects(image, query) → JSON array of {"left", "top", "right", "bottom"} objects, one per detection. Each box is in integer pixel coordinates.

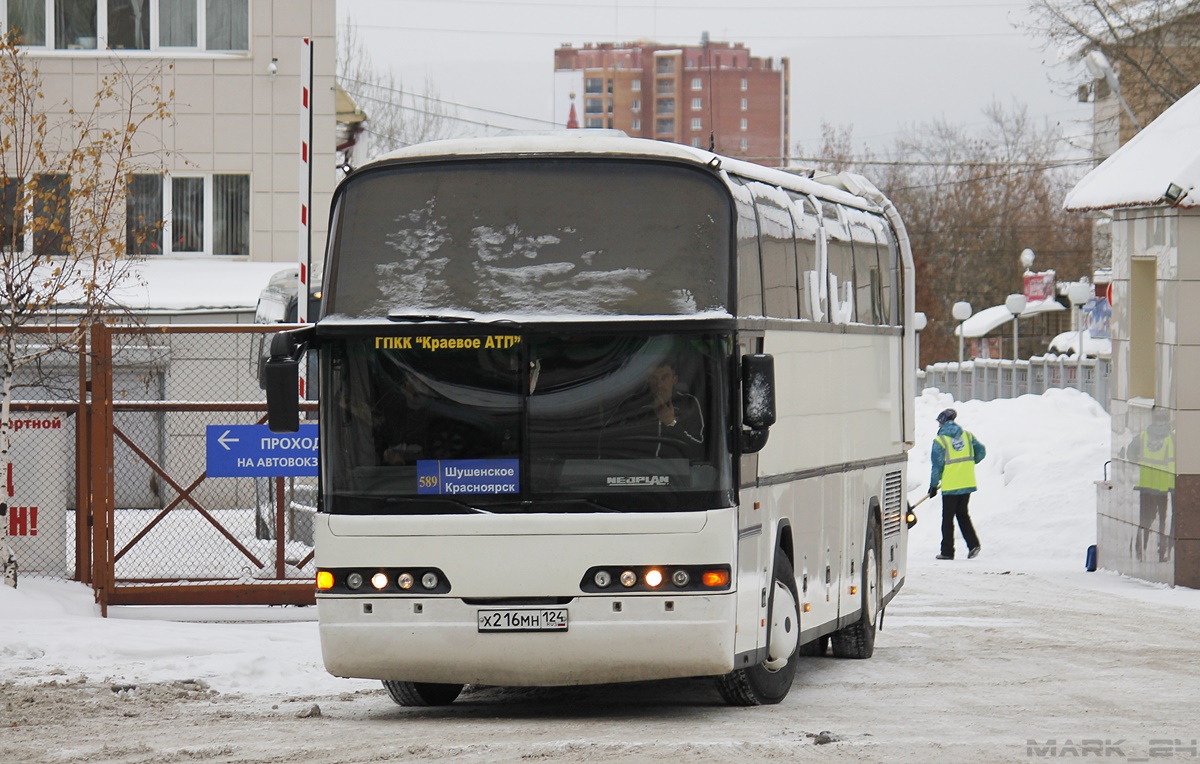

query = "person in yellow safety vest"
[
  {"left": 1130, "top": 411, "right": 1175, "bottom": 563},
  {"left": 928, "top": 408, "right": 987, "bottom": 561}
]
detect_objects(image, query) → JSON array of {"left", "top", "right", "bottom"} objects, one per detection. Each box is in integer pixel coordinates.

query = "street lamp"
[
  {"left": 952, "top": 301, "right": 972, "bottom": 401},
  {"left": 1067, "top": 281, "right": 1093, "bottom": 391},
  {"left": 913, "top": 311, "right": 927, "bottom": 377},
  {"left": 1020, "top": 248, "right": 1036, "bottom": 274},
  {"left": 1005, "top": 293, "right": 1027, "bottom": 398}
]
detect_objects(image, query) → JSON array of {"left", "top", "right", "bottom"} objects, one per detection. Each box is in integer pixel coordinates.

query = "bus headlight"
[
  {"left": 346, "top": 572, "right": 364, "bottom": 590},
  {"left": 371, "top": 572, "right": 389, "bottom": 590},
  {"left": 397, "top": 572, "right": 415, "bottom": 590},
  {"left": 421, "top": 572, "right": 439, "bottom": 589},
  {"left": 579, "top": 565, "right": 731, "bottom": 593}
]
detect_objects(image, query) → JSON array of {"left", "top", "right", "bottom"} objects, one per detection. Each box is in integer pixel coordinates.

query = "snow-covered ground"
[{"left": 5, "top": 387, "right": 1200, "bottom": 763}]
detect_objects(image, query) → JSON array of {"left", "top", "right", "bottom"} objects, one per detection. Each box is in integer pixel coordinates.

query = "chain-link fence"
[{"left": 10, "top": 323, "right": 317, "bottom": 609}]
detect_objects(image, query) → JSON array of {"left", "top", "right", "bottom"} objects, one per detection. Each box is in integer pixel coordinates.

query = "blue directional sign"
[{"left": 206, "top": 423, "right": 319, "bottom": 478}]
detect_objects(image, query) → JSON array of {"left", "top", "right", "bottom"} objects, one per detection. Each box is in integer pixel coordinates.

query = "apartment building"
[
  {"left": 1, "top": 0, "right": 335, "bottom": 283},
  {"left": 554, "top": 37, "right": 789, "bottom": 165}
]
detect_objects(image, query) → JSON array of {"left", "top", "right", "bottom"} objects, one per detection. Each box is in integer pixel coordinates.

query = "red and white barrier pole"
[{"left": 297, "top": 37, "right": 313, "bottom": 397}]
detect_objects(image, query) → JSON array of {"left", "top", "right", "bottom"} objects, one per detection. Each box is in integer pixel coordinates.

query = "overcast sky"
[{"left": 339, "top": 0, "right": 1092, "bottom": 158}]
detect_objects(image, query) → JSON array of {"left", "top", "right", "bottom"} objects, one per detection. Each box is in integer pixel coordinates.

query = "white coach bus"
[{"left": 265, "top": 132, "right": 915, "bottom": 706}]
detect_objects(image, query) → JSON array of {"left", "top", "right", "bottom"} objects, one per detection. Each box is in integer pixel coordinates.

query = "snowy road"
[
  {"left": 5, "top": 563, "right": 1200, "bottom": 763},
  {"left": 5, "top": 390, "right": 1200, "bottom": 762}
]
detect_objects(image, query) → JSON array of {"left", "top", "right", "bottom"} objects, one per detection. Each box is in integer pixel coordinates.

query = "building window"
[
  {"left": 656, "top": 79, "right": 674, "bottom": 95},
  {"left": 740, "top": 98, "right": 748, "bottom": 111},
  {"left": 655, "top": 97, "right": 675, "bottom": 115},
  {"left": 691, "top": 117, "right": 701, "bottom": 131},
  {"left": 0, "top": 176, "right": 24, "bottom": 252},
  {"left": 691, "top": 77, "right": 702, "bottom": 90},
  {"left": 585, "top": 117, "right": 602, "bottom": 128},
  {"left": 126, "top": 173, "right": 249, "bottom": 256},
  {"left": 7, "top": 0, "right": 48, "bottom": 45},
  {"left": 740, "top": 78, "right": 748, "bottom": 91},
  {"left": 585, "top": 77, "right": 603, "bottom": 94},
  {"left": 0, "top": 173, "right": 72, "bottom": 255},
  {"left": 691, "top": 97, "right": 701, "bottom": 111},
  {"left": 585, "top": 98, "right": 603, "bottom": 114},
  {"left": 126, "top": 174, "right": 163, "bottom": 255},
  {"left": 740, "top": 118, "right": 748, "bottom": 131},
  {"left": 9, "top": 0, "right": 249, "bottom": 52},
  {"left": 691, "top": 138, "right": 702, "bottom": 147},
  {"left": 740, "top": 138, "right": 748, "bottom": 151},
  {"left": 655, "top": 117, "right": 674, "bottom": 134},
  {"left": 655, "top": 58, "right": 674, "bottom": 75},
  {"left": 631, "top": 118, "right": 640, "bottom": 131},
  {"left": 631, "top": 80, "right": 641, "bottom": 91},
  {"left": 33, "top": 173, "right": 70, "bottom": 256},
  {"left": 631, "top": 98, "right": 640, "bottom": 113}
]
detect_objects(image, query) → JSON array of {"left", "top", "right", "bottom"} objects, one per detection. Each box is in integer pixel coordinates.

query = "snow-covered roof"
[
  {"left": 953, "top": 299, "right": 1065, "bottom": 338},
  {"left": 111, "top": 260, "right": 295, "bottom": 312},
  {"left": 1065, "top": 81, "right": 1200, "bottom": 211},
  {"left": 1048, "top": 328, "right": 1112, "bottom": 358}
]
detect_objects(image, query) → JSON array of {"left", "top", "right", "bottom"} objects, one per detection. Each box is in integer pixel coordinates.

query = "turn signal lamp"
[
  {"left": 644, "top": 569, "right": 664, "bottom": 588},
  {"left": 702, "top": 570, "right": 730, "bottom": 588},
  {"left": 371, "top": 572, "right": 389, "bottom": 590},
  {"left": 316, "top": 571, "right": 334, "bottom": 590}
]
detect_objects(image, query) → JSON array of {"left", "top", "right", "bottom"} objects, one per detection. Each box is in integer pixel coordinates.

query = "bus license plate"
[{"left": 477, "top": 608, "right": 568, "bottom": 633}]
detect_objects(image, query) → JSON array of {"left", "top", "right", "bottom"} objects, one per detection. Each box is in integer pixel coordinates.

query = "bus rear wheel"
[
  {"left": 714, "top": 552, "right": 799, "bottom": 706},
  {"left": 382, "top": 680, "right": 464, "bottom": 706}
]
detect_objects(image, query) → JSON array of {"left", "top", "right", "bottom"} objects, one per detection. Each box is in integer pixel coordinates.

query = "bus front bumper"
[{"left": 317, "top": 592, "right": 737, "bottom": 686}]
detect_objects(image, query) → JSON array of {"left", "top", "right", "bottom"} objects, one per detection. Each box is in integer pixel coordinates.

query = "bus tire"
[
  {"left": 382, "top": 680, "right": 464, "bottom": 706},
  {"left": 714, "top": 552, "right": 799, "bottom": 706},
  {"left": 831, "top": 519, "right": 880, "bottom": 660}
]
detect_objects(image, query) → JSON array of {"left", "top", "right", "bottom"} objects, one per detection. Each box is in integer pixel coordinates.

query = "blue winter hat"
[{"left": 936, "top": 408, "right": 957, "bottom": 425}]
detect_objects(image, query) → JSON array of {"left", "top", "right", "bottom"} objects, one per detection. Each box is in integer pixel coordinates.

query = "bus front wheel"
[
  {"left": 714, "top": 552, "right": 799, "bottom": 706},
  {"left": 382, "top": 680, "right": 464, "bottom": 706}
]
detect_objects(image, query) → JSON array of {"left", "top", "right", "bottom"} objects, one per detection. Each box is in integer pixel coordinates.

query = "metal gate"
[{"left": 11, "top": 323, "right": 317, "bottom": 613}]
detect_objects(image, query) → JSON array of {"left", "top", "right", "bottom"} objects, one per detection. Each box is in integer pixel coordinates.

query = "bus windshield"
[
  {"left": 323, "top": 331, "right": 734, "bottom": 514},
  {"left": 325, "top": 159, "right": 732, "bottom": 318}
]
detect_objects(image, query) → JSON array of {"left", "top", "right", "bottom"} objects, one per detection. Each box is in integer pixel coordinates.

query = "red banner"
[{"left": 1024, "top": 270, "right": 1056, "bottom": 302}]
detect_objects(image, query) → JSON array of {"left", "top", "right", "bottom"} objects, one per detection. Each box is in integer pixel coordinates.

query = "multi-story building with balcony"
[{"left": 554, "top": 36, "right": 789, "bottom": 165}]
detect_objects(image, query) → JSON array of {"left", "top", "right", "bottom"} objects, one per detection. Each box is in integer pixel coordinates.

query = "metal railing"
[{"left": 918, "top": 355, "right": 1110, "bottom": 405}]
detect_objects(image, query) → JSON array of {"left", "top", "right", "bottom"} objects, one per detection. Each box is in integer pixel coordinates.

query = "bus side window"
[
  {"left": 730, "top": 178, "right": 763, "bottom": 317},
  {"left": 875, "top": 216, "right": 899, "bottom": 325},
  {"left": 789, "top": 193, "right": 823, "bottom": 321},
  {"left": 822, "top": 203, "right": 854, "bottom": 325},
  {"left": 847, "top": 210, "right": 881, "bottom": 325},
  {"left": 748, "top": 182, "right": 798, "bottom": 319}
]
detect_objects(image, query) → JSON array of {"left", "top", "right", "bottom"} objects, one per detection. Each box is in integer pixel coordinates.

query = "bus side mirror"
[
  {"left": 265, "top": 327, "right": 314, "bottom": 433},
  {"left": 741, "top": 353, "right": 776, "bottom": 454}
]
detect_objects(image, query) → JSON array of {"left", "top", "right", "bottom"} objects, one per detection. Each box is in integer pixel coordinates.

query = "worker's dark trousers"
[{"left": 941, "top": 492, "right": 980, "bottom": 559}]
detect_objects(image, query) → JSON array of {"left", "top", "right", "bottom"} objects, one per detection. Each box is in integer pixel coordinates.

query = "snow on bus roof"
[{"left": 368, "top": 132, "right": 882, "bottom": 212}]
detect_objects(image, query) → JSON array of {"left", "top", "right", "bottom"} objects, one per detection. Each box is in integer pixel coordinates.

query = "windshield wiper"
[{"left": 387, "top": 312, "right": 476, "bottom": 323}]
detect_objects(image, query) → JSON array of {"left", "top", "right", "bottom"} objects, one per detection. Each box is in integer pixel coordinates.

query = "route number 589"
[{"left": 419, "top": 475, "right": 439, "bottom": 488}]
